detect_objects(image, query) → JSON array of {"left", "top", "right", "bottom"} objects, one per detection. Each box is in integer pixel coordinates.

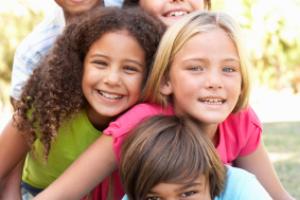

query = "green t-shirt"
[{"left": 22, "top": 110, "right": 101, "bottom": 189}]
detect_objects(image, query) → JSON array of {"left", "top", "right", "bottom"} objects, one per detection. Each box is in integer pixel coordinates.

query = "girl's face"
[
  {"left": 161, "top": 28, "right": 242, "bottom": 128},
  {"left": 145, "top": 175, "right": 211, "bottom": 200},
  {"left": 82, "top": 30, "right": 145, "bottom": 128},
  {"left": 139, "top": 0, "right": 206, "bottom": 26}
]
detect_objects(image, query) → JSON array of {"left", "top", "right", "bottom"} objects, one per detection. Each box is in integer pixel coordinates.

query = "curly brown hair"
[{"left": 15, "top": 7, "right": 165, "bottom": 157}]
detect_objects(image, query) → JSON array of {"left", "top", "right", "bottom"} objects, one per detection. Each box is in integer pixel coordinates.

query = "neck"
[
  {"left": 86, "top": 106, "right": 112, "bottom": 131},
  {"left": 199, "top": 123, "right": 219, "bottom": 145}
]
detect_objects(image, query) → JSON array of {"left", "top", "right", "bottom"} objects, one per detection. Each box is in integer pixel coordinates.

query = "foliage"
[
  {"left": 213, "top": 0, "right": 300, "bottom": 92},
  {"left": 0, "top": 8, "right": 43, "bottom": 106}
]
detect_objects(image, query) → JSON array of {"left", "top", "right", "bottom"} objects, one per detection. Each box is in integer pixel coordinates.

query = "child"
[
  {"left": 120, "top": 115, "right": 271, "bottom": 200},
  {"left": 10, "top": 0, "right": 113, "bottom": 106},
  {"left": 0, "top": 7, "right": 164, "bottom": 199},
  {"left": 36, "top": 8, "right": 293, "bottom": 200},
  {"left": 123, "top": 0, "right": 211, "bottom": 26},
  {"left": 5, "top": 1, "right": 105, "bottom": 197}
]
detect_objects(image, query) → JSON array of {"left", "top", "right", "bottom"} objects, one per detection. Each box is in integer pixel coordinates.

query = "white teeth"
[
  {"left": 167, "top": 11, "right": 187, "bottom": 17},
  {"left": 200, "top": 98, "right": 224, "bottom": 105},
  {"left": 99, "top": 91, "right": 122, "bottom": 100}
]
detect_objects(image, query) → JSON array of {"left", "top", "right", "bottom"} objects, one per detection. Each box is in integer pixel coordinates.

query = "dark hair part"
[
  {"left": 120, "top": 115, "right": 226, "bottom": 199},
  {"left": 14, "top": 7, "right": 165, "bottom": 158},
  {"left": 123, "top": 0, "right": 211, "bottom": 10}
]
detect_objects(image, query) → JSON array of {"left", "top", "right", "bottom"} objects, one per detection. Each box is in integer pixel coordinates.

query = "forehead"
[
  {"left": 174, "top": 28, "right": 239, "bottom": 61},
  {"left": 149, "top": 175, "right": 208, "bottom": 195}
]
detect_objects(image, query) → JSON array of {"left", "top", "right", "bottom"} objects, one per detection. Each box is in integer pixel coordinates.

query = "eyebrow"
[
  {"left": 89, "top": 53, "right": 145, "bottom": 68},
  {"left": 182, "top": 57, "right": 240, "bottom": 63}
]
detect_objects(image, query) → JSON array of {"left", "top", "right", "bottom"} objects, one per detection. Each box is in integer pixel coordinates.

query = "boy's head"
[
  {"left": 55, "top": 0, "right": 103, "bottom": 19},
  {"left": 120, "top": 115, "right": 225, "bottom": 200},
  {"left": 123, "top": 0, "right": 211, "bottom": 26}
]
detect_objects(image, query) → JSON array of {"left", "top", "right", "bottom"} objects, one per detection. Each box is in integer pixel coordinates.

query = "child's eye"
[
  {"left": 181, "top": 190, "right": 197, "bottom": 197},
  {"left": 91, "top": 60, "right": 108, "bottom": 67},
  {"left": 124, "top": 65, "right": 140, "bottom": 74},
  {"left": 222, "top": 66, "right": 237, "bottom": 73},
  {"left": 145, "top": 196, "right": 161, "bottom": 200},
  {"left": 187, "top": 66, "right": 204, "bottom": 71}
]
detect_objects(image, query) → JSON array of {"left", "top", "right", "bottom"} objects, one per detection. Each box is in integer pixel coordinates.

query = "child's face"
[
  {"left": 139, "top": 0, "right": 206, "bottom": 26},
  {"left": 82, "top": 31, "right": 145, "bottom": 127},
  {"left": 161, "top": 28, "right": 242, "bottom": 127},
  {"left": 145, "top": 175, "right": 211, "bottom": 200},
  {"left": 55, "top": 0, "right": 102, "bottom": 17}
]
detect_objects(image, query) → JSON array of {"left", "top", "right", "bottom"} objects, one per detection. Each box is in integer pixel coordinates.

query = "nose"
[
  {"left": 205, "top": 69, "right": 223, "bottom": 90},
  {"left": 104, "top": 68, "right": 121, "bottom": 86}
]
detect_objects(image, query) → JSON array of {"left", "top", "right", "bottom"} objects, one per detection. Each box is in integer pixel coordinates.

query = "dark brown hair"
[
  {"left": 120, "top": 115, "right": 226, "bottom": 199},
  {"left": 123, "top": 0, "right": 211, "bottom": 10},
  {"left": 14, "top": 7, "right": 165, "bottom": 157}
]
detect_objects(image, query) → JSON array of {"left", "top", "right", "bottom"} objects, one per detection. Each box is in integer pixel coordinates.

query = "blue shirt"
[
  {"left": 10, "top": 9, "right": 65, "bottom": 100},
  {"left": 121, "top": 166, "right": 271, "bottom": 200}
]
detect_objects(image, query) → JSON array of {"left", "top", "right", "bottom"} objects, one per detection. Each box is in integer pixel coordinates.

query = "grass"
[{"left": 263, "top": 121, "right": 300, "bottom": 199}]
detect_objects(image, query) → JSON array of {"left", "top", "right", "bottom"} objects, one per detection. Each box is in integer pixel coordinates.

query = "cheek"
[{"left": 128, "top": 76, "right": 144, "bottom": 97}]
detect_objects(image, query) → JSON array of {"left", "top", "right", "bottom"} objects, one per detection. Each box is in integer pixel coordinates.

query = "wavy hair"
[{"left": 15, "top": 7, "right": 165, "bottom": 157}]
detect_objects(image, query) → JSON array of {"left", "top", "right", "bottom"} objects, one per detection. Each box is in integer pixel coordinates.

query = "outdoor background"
[{"left": 0, "top": 0, "right": 299, "bottom": 198}]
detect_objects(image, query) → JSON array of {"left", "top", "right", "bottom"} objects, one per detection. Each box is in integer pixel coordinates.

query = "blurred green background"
[{"left": 0, "top": 0, "right": 299, "bottom": 198}]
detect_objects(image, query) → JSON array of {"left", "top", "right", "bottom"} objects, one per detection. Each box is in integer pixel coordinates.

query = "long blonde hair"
[{"left": 143, "top": 11, "right": 250, "bottom": 113}]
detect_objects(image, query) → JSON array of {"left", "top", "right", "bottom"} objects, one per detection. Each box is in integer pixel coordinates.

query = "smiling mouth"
[
  {"left": 198, "top": 97, "right": 226, "bottom": 105},
  {"left": 98, "top": 90, "right": 123, "bottom": 100},
  {"left": 164, "top": 10, "right": 189, "bottom": 17}
]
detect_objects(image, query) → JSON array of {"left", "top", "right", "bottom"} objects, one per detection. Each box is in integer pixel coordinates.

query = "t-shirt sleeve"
[
  {"left": 103, "top": 103, "right": 173, "bottom": 162},
  {"left": 238, "top": 107, "right": 262, "bottom": 156},
  {"left": 220, "top": 166, "right": 272, "bottom": 200}
]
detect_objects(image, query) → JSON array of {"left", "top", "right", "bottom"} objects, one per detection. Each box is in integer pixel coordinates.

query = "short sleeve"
[
  {"left": 238, "top": 107, "right": 262, "bottom": 156},
  {"left": 217, "top": 166, "right": 272, "bottom": 200},
  {"left": 217, "top": 106, "right": 262, "bottom": 163},
  {"left": 103, "top": 103, "right": 173, "bottom": 162}
]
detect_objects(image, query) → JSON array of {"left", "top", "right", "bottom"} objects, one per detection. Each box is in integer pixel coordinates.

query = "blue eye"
[{"left": 223, "top": 66, "right": 236, "bottom": 72}]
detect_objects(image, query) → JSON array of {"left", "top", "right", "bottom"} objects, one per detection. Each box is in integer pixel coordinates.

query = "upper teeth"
[
  {"left": 200, "top": 98, "right": 224, "bottom": 104},
  {"left": 99, "top": 91, "right": 122, "bottom": 100},
  {"left": 167, "top": 11, "right": 187, "bottom": 17}
]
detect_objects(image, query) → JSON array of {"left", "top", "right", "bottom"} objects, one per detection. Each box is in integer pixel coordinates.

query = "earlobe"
[{"left": 160, "top": 80, "right": 172, "bottom": 95}]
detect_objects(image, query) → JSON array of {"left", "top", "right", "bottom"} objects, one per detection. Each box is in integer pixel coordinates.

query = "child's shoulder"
[
  {"left": 222, "top": 106, "right": 262, "bottom": 130},
  {"left": 119, "top": 103, "right": 173, "bottom": 119},
  {"left": 104, "top": 103, "right": 173, "bottom": 137},
  {"left": 217, "top": 166, "right": 271, "bottom": 200}
]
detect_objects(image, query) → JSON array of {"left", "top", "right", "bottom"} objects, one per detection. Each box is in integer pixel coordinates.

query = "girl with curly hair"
[{"left": 0, "top": 7, "right": 165, "bottom": 199}]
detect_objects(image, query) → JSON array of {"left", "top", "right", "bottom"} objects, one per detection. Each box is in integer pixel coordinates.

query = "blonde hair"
[{"left": 143, "top": 11, "right": 250, "bottom": 113}]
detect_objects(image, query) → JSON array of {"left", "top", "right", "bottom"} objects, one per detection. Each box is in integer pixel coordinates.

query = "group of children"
[{"left": 0, "top": 0, "right": 295, "bottom": 200}]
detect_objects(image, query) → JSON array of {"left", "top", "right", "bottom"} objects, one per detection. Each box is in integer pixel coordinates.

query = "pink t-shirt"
[{"left": 104, "top": 103, "right": 262, "bottom": 164}]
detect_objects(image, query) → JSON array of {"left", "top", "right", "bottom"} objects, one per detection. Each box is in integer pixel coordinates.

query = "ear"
[{"left": 160, "top": 78, "right": 173, "bottom": 95}]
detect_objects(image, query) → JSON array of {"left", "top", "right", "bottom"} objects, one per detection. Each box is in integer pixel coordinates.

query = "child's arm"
[
  {"left": 34, "top": 134, "right": 117, "bottom": 200},
  {"left": 235, "top": 142, "right": 294, "bottom": 200},
  {"left": 0, "top": 119, "right": 29, "bottom": 185},
  {"left": 0, "top": 161, "right": 24, "bottom": 200}
]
